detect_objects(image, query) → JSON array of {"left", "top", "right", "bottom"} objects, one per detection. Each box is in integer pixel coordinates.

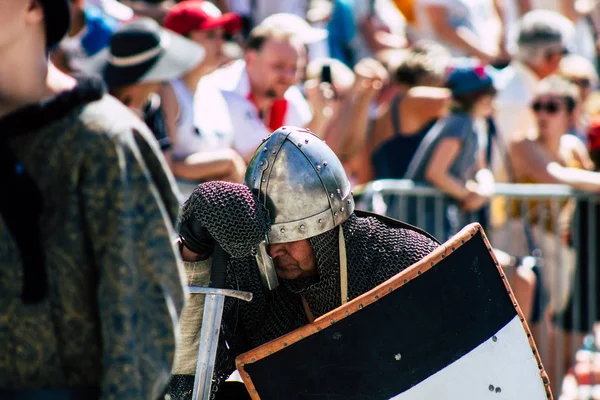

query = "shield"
[{"left": 235, "top": 223, "right": 552, "bottom": 400}]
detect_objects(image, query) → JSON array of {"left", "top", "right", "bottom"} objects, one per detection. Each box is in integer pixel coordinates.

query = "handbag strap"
[{"left": 403, "top": 117, "right": 448, "bottom": 180}]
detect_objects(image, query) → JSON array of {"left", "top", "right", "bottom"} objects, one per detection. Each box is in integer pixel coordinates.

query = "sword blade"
[{"left": 192, "top": 293, "right": 225, "bottom": 400}]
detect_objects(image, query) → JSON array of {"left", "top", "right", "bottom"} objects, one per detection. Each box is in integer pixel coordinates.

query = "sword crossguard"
[{"left": 188, "top": 286, "right": 253, "bottom": 302}]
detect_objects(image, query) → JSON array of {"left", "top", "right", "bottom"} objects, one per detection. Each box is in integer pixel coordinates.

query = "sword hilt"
[{"left": 188, "top": 286, "right": 253, "bottom": 302}]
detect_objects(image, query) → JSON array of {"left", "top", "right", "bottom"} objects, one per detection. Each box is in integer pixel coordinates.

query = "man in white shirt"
[
  {"left": 205, "top": 24, "right": 313, "bottom": 160},
  {"left": 492, "top": 10, "right": 574, "bottom": 174}
]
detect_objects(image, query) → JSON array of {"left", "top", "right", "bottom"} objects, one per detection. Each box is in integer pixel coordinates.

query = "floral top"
[{"left": 0, "top": 80, "right": 186, "bottom": 399}]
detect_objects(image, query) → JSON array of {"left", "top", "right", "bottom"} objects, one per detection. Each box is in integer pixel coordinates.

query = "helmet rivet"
[
  {"left": 316, "top": 166, "right": 321, "bottom": 171},
  {"left": 300, "top": 224, "right": 305, "bottom": 230},
  {"left": 341, "top": 207, "right": 344, "bottom": 212},
  {"left": 318, "top": 219, "right": 323, "bottom": 223},
  {"left": 334, "top": 212, "right": 339, "bottom": 217},
  {"left": 323, "top": 161, "right": 328, "bottom": 166},
  {"left": 259, "top": 161, "right": 264, "bottom": 166},
  {"left": 347, "top": 200, "right": 351, "bottom": 204},
  {"left": 280, "top": 228, "right": 286, "bottom": 233},
  {"left": 337, "top": 189, "right": 341, "bottom": 194},
  {"left": 350, "top": 191, "right": 354, "bottom": 195},
  {"left": 298, "top": 143, "right": 302, "bottom": 147},
  {"left": 272, "top": 150, "right": 276, "bottom": 154},
  {"left": 305, "top": 139, "right": 309, "bottom": 144},
  {"left": 262, "top": 178, "right": 266, "bottom": 182},
  {"left": 263, "top": 147, "right": 268, "bottom": 152},
  {"left": 330, "top": 193, "right": 334, "bottom": 198}
]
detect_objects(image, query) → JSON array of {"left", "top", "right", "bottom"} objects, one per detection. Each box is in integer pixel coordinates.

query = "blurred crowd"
[{"left": 45, "top": 0, "right": 600, "bottom": 397}]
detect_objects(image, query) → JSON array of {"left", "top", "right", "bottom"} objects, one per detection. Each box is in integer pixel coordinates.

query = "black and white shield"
[{"left": 236, "top": 223, "right": 552, "bottom": 400}]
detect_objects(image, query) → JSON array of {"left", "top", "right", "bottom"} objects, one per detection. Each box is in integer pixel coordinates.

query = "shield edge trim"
[{"left": 235, "top": 223, "right": 552, "bottom": 400}]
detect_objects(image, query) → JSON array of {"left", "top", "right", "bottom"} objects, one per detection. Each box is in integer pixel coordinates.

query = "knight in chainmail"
[{"left": 169, "top": 127, "right": 441, "bottom": 399}]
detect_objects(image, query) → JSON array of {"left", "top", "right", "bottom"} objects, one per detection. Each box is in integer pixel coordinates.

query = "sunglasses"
[
  {"left": 531, "top": 100, "right": 562, "bottom": 114},
  {"left": 571, "top": 78, "right": 591, "bottom": 89}
]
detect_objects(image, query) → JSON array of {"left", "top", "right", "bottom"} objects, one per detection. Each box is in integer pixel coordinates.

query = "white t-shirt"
[
  {"left": 170, "top": 78, "right": 235, "bottom": 159},
  {"left": 492, "top": 61, "right": 540, "bottom": 176},
  {"left": 415, "top": 0, "right": 501, "bottom": 58},
  {"left": 220, "top": 91, "right": 273, "bottom": 157},
  {"left": 204, "top": 60, "right": 313, "bottom": 156}
]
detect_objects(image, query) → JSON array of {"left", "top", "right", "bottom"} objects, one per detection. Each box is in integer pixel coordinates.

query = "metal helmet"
[{"left": 245, "top": 126, "right": 355, "bottom": 244}]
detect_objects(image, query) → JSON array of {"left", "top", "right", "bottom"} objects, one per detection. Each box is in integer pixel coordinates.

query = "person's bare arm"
[
  {"left": 560, "top": 0, "right": 580, "bottom": 23},
  {"left": 320, "top": 59, "right": 389, "bottom": 159},
  {"left": 160, "top": 84, "right": 244, "bottom": 182},
  {"left": 401, "top": 87, "right": 451, "bottom": 133},
  {"left": 569, "top": 134, "right": 596, "bottom": 171},
  {"left": 516, "top": 0, "right": 532, "bottom": 15},
  {"left": 424, "top": 5, "right": 497, "bottom": 62},
  {"left": 513, "top": 140, "right": 600, "bottom": 191},
  {"left": 425, "top": 138, "right": 472, "bottom": 200}
]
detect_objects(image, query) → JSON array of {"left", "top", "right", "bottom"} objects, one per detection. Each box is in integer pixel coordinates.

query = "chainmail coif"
[{"left": 170, "top": 212, "right": 440, "bottom": 399}]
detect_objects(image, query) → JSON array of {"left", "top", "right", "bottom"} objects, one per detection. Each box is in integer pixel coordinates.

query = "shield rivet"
[
  {"left": 334, "top": 212, "right": 338, "bottom": 217},
  {"left": 280, "top": 228, "right": 285, "bottom": 233},
  {"left": 318, "top": 219, "right": 323, "bottom": 223},
  {"left": 350, "top": 191, "right": 354, "bottom": 195},
  {"left": 358, "top": 304, "right": 364, "bottom": 309},
  {"left": 298, "top": 143, "right": 302, "bottom": 147},
  {"left": 317, "top": 165, "right": 322, "bottom": 171},
  {"left": 259, "top": 161, "right": 264, "bottom": 166},
  {"left": 492, "top": 336, "right": 498, "bottom": 342},
  {"left": 495, "top": 387, "right": 501, "bottom": 393},
  {"left": 305, "top": 139, "right": 309, "bottom": 144},
  {"left": 300, "top": 224, "right": 305, "bottom": 230},
  {"left": 347, "top": 200, "right": 351, "bottom": 204},
  {"left": 272, "top": 150, "right": 276, "bottom": 154},
  {"left": 323, "top": 161, "right": 328, "bottom": 166},
  {"left": 394, "top": 353, "right": 402, "bottom": 361},
  {"left": 340, "top": 207, "right": 344, "bottom": 212},
  {"left": 262, "top": 178, "right": 266, "bottom": 183},
  {"left": 337, "top": 189, "right": 341, "bottom": 194},
  {"left": 330, "top": 193, "right": 334, "bottom": 198},
  {"left": 489, "top": 385, "right": 494, "bottom": 392},
  {"left": 263, "top": 147, "right": 268, "bottom": 152}
]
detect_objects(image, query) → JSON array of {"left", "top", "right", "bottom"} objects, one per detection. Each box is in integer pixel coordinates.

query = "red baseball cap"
[{"left": 164, "top": 0, "right": 242, "bottom": 36}]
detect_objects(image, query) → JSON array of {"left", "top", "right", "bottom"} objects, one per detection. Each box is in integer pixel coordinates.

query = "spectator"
[
  {"left": 406, "top": 65, "right": 497, "bottom": 239},
  {"left": 161, "top": 1, "right": 247, "bottom": 192},
  {"left": 505, "top": 76, "right": 600, "bottom": 394},
  {"left": 414, "top": 0, "right": 504, "bottom": 63},
  {"left": 0, "top": 1, "right": 186, "bottom": 398},
  {"left": 368, "top": 41, "right": 451, "bottom": 182},
  {"left": 325, "top": 0, "right": 357, "bottom": 66},
  {"left": 52, "top": 0, "right": 120, "bottom": 73},
  {"left": 81, "top": 18, "right": 205, "bottom": 173},
  {"left": 351, "top": 0, "right": 409, "bottom": 60},
  {"left": 558, "top": 54, "right": 599, "bottom": 139},
  {"left": 304, "top": 56, "right": 389, "bottom": 184},
  {"left": 559, "top": 54, "right": 598, "bottom": 103},
  {"left": 493, "top": 10, "right": 574, "bottom": 173},
  {"left": 204, "top": 23, "right": 313, "bottom": 160}
]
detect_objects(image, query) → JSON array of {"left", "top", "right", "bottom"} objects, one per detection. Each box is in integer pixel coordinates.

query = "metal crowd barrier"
[{"left": 355, "top": 179, "right": 600, "bottom": 395}]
